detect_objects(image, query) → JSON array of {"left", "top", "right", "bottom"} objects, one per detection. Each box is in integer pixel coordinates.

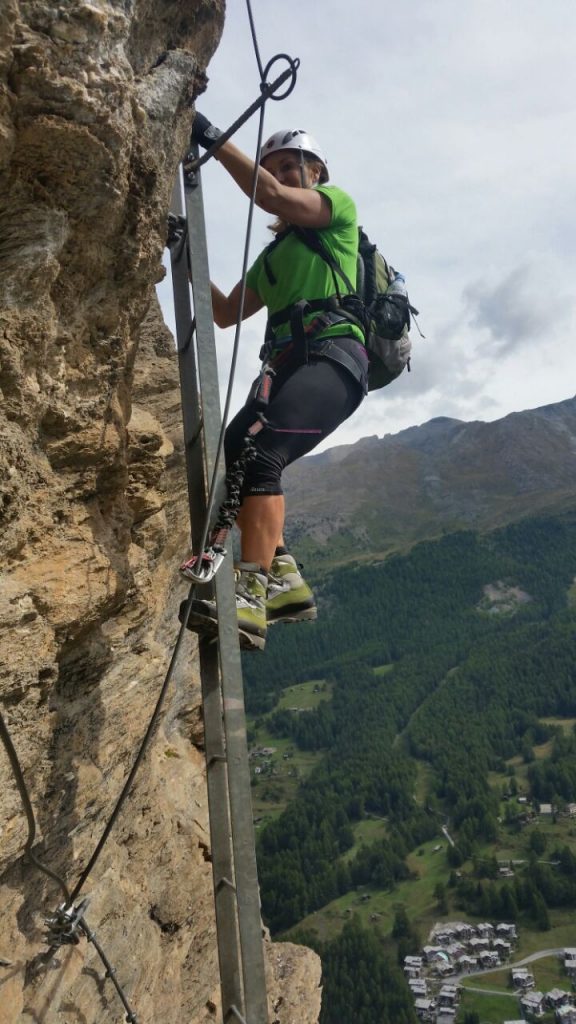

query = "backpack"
[{"left": 294, "top": 226, "right": 418, "bottom": 392}]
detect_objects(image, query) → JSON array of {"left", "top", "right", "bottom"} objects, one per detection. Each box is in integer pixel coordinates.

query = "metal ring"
[{"left": 261, "top": 54, "right": 300, "bottom": 102}]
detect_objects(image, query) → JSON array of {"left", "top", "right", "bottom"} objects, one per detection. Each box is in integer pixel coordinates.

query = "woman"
[{"left": 181, "top": 118, "right": 368, "bottom": 650}]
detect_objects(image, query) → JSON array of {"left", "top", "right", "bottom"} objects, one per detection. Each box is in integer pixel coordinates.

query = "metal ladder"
[{"left": 169, "top": 164, "right": 268, "bottom": 1024}]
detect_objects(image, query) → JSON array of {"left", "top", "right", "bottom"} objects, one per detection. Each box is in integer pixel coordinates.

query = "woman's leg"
[
  {"left": 236, "top": 357, "right": 363, "bottom": 563},
  {"left": 235, "top": 495, "right": 285, "bottom": 571}
]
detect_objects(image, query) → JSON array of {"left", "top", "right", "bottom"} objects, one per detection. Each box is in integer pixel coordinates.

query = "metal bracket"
[
  {"left": 166, "top": 213, "right": 188, "bottom": 257},
  {"left": 44, "top": 897, "right": 90, "bottom": 947}
]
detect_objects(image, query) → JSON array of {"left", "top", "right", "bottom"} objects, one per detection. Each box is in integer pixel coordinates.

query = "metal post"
[
  {"left": 169, "top": 175, "right": 244, "bottom": 1021},
  {"left": 170, "top": 163, "right": 269, "bottom": 1023}
]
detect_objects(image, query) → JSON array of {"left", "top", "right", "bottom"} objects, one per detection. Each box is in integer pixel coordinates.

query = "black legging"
[{"left": 225, "top": 354, "right": 364, "bottom": 496}]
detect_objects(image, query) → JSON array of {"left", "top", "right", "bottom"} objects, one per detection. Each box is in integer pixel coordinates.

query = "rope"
[
  {"left": 0, "top": 711, "right": 71, "bottom": 903},
  {"left": 67, "top": 609, "right": 193, "bottom": 905},
  {"left": 0, "top": 711, "right": 138, "bottom": 1022},
  {"left": 245, "top": 0, "right": 265, "bottom": 80}
]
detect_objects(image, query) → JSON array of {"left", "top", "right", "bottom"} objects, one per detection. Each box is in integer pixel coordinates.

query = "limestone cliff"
[{"left": 0, "top": 2, "right": 321, "bottom": 1022}]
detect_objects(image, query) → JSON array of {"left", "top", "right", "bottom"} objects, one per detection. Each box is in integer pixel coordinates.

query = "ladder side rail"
[
  {"left": 183, "top": 165, "right": 269, "bottom": 1024},
  {"left": 169, "top": 176, "right": 245, "bottom": 1022}
]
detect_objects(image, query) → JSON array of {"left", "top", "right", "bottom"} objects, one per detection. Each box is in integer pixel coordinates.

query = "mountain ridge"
[{"left": 283, "top": 394, "right": 576, "bottom": 563}]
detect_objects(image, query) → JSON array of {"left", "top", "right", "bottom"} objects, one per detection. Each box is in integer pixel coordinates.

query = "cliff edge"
[{"left": 0, "top": 2, "right": 321, "bottom": 1021}]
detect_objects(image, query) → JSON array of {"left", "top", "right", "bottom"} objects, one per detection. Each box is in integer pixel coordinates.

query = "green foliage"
[
  {"left": 246, "top": 512, "right": 576, "bottom": 1019},
  {"left": 318, "top": 919, "right": 417, "bottom": 1024}
]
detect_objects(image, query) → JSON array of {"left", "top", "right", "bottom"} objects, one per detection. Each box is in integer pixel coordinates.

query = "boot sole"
[
  {"left": 179, "top": 603, "right": 266, "bottom": 651},
  {"left": 267, "top": 606, "right": 318, "bottom": 625}
]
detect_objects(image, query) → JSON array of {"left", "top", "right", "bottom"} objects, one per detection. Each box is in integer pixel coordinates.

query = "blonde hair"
[{"left": 267, "top": 157, "right": 324, "bottom": 235}]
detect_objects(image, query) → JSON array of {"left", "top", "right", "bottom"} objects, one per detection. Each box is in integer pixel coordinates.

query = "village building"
[
  {"left": 564, "top": 949, "right": 576, "bottom": 976},
  {"left": 496, "top": 922, "right": 518, "bottom": 940},
  {"left": 414, "top": 996, "right": 436, "bottom": 1021},
  {"left": 445, "top": 942, "right": 466, "bottom": 960},
  {"left": 493, "top": 938, "right": 512, "bottom": 957},
  {"left": 404, "top": 955, "right": 423, "bottom": 979},
  {"left": 408, "top": 979, "right": 428, "bottom": 998},
  {"left": 479, "top": 950, "right": 500, "bottom": 968},
  {"left": 476, "top": 922, "right": 494, "bottom": 939},
  {"left": 437, "top": 984, "right": 459, "bottom": 1009},
  {"left": 457, "top": 955, "right": 478, "bottom": 972},
  {"left": 435, "top": 961, "right": 455, "bottom": 978},
  {"left": 520, "top": 990, "right": 546, "bottom": 1018},
  {"left": 546, "top": 989, "right": 572, "bottom": 1010},
  {"left": 422, "top": 945, "right": 446, "bottom": 963},
  {"left": 512, "top": 967, "right": 535, "bottom": 989},
  {"left": 469, "top": 936, "right": 490, "bottom": 953},
  {"left": 557, "top": 1006, "right": 576, "bottom": 1024},
  {"left": 539, "top": 802, "right": 553, "bottom": 815},
  {"left": 437, "top": 1011, "right": 457, "bottom": 1024}
]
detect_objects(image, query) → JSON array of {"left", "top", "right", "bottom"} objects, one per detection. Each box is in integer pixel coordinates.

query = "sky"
[{"left": 157, "top": 0, "right": 576, "bottom": 452}]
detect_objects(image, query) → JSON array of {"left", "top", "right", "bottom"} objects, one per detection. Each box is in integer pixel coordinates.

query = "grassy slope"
[{"left": 254, "top": 675, "right": 576, "bottom": 959}]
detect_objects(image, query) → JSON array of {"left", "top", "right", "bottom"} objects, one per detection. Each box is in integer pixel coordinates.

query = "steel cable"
[{"left": 0, "top": 711, "right": 138, "bottom": 1022}]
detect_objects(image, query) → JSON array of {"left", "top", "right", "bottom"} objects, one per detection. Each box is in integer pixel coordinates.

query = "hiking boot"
[
  {"left": 266, "top": 554, "right": 317, "bottom": 625},
  {"left": 180, "top": 562, "right": 268, "bottom": 651}
]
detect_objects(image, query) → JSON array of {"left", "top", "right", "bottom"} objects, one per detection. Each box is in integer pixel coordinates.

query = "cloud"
[
  {"left": 464, "top": 265, "right": 549, "bottom": 352},
  {"left": 157, "top": 0, "right": 576, "bottom": 450},
  {"left": 463, "top": 262, "right": 575, "bottom": 354}
]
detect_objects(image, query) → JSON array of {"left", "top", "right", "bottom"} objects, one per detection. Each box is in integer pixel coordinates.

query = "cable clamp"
[
  {"left": 179, "top": 546, "right": 227, "bottom": 584},
  {"left": 166, "top": 213, "right": 187, "bottom": 255},
  {"left": 44, "top": 897, "right": 90, "bottom": 947}
]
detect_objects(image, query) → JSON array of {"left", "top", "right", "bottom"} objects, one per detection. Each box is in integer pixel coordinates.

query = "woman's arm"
[
  {"left": 211, "top": 281, "right": 263, "bottom": 329},
  {"left": 215, "top": 140, "right": 331, "bottom": 229}
]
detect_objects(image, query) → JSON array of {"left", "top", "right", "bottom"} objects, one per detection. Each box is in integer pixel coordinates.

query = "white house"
[
  {"left": 438, "top": 984, "right": 459, "bottom": 1008},
  {"left": 546, "top": 988, "right": 571, "bottom": 1009},
  {"left": 408, "top": 979, "right": 428, "bottom": 998},
  {"left": 414, "top": 997, "right": 435, "bottom": 1021},
  {"left": 493, "top": 938, "right": 512, "bottom": 957},
  {"left": 512, "top": 967, "right": 535, "bottom": 989},
  {"left": 457, "top": 956, "right": 478, "bottom": 972},
  {"left": 557, "top": 1006, "right": 576, "bottom": 1024},
  {"left": 520, "top": 990, "right": 546, "bottom": 1018}
]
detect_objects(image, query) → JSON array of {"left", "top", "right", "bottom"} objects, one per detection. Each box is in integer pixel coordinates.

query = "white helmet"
[{"left": 260, "top": 129, "right": 329, "bottom": 183}]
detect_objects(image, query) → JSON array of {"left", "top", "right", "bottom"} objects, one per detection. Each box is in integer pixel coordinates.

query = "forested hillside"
[{"left": 243, "top": 511, "right": 576, "bottom": 1023}]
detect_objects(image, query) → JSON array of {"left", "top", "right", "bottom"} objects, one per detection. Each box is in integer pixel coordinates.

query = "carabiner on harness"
[{"left": 180, "top": 545, "right": 227, "bottom": 584}]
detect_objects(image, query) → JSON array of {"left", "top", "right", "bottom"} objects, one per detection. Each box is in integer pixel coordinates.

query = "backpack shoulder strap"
[
  {"left": 292, "top": 226, "right": 357, "bottom": 298},
  {"left": 263, "top": 226, "right": 295, "bottom": 285}
]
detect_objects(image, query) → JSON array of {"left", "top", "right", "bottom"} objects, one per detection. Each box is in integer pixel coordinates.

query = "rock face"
[{"left": 0, "top": 3, "right": 321, "bottom": 1022}]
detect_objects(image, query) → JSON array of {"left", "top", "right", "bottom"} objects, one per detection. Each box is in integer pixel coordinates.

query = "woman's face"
[{"left": 261, "top": 150, "right": 318, "bottom": 188}]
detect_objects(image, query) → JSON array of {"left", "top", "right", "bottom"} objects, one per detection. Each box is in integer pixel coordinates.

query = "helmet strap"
[{"left": 299, "top": 150, "right": 306, "bottom": 189}]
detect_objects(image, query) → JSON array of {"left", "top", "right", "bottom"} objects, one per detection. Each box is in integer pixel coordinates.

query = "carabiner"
[{"left": 179, "top": 547, "right": 227, "bottom": 584}]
